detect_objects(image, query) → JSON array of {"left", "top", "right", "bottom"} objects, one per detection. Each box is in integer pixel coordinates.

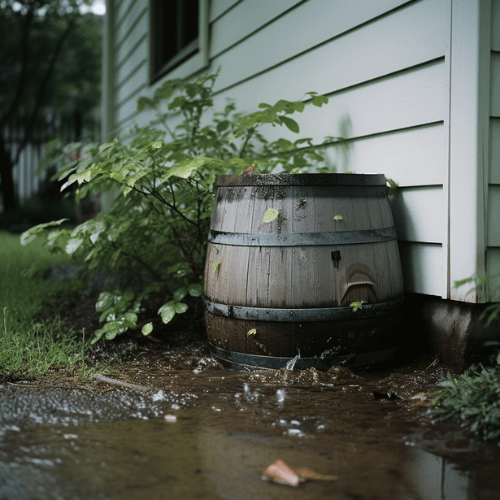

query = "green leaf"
[
  {"left": 20, "top": 219, "right": 69, "bottom": 246},
  {"left": 142, "top": 322, "right": 154, "bottom": 335},
  {"left": 385, "top": 177, "right": 398, "bottom": 197},
  {"left": 96, "top": 291, "right": 114, "bottom": 312},
  {"left": 137, "top": 96, "right": 154, "bottom": 112},
  {"left": 279, "top": 116, "right": 300, "bottom": 133},
  {"left": 158, "top": 301, "right": 176, "bottom": 324},
  {"left": 91, "top": 328, "right": 106, "bottom": 344},
  {"left": 173, "top": 287, "right": 188, "bottom": 301},
  {"left": 350, "top": 301, "right": 364, "bottom": 312},
  {"left": 175, "top": 302, "right": 188, "bottom": 314},
  {"left": 263, "top": 208, "right": 279, "bottom": 223},
  {"left": 247, "top": 328, "right": 257, "bottom": 336},
  {"left": 311, "top": 95, "right": 329, "bottom": 107},
  {"left": 454, "top": 277, "right": 475, "bottom": 288},
  {"left": 66, "top": 238, "right": 84, "bottom": 254},
  {"left": 216, "top": 120, "right": 230, "bottom": 132},
  {"left": 98, "top": 142, "right": 115, "bottom": 153},
  {"left": 188, "top": 283, "right": 204, "bottom": 297},
  {"left": 161, "top": 157, "right": 214, "bottom": 182},
  {"left": 104, "top": 323, "right": 126, "bottom": 340},
  {"left": 213, "top": 260, "right": 222, "bottom": 273},
  {"left": 122, "top": 312, "right": 138, "bottom": 327}
]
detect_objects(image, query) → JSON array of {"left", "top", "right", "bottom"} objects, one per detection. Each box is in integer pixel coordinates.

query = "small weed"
[{"left": 350, "top": 301, "right": 364, "bottom": 312}]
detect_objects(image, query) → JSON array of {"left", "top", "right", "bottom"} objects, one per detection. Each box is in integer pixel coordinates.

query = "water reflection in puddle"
[{"left": 0, "top": 370, "right": 499, "bottom": 499}]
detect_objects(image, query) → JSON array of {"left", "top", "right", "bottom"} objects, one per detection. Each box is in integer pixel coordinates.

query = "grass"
[
  {"left": 0, "top": 230, "right": 99, "bottom": 379},
  {"left": 429, "top": 350, "right": 500, "bottom": 441}
]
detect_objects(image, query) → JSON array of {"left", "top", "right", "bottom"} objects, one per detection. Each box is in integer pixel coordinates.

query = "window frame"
[{"left": 149, "top": 0, "right": 209, "bottom": 84}]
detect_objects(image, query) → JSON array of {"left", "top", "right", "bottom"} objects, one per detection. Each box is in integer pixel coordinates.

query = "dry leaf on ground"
[{"left": 261, "top": 459, "right": 338, "bottom": 487}]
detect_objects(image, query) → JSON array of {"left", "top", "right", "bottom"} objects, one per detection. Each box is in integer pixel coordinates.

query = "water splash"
[
  {"left": 285, "top": 350, "right": 301, "bottom": 370},
  {"left": 243, "top": 383, "right": 260, "bottom": 402},
  {"left": 276, "top": 389, "right": 286, "bottom": 408}
]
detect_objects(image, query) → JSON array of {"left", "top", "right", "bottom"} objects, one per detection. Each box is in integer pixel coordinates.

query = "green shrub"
[
  {"left": 21, "top": 71, "right": 331, "bottom": 343},
  {"left": 429, "top": 345, "right": 500, "bottom": 441}
]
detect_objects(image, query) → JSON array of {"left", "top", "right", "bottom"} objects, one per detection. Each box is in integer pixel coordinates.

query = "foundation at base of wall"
[{"left": 403, "top": 293, "right": 500, "bottom": 373}]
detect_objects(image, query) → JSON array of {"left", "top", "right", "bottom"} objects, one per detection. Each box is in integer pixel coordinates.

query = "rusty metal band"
[
  {"left": 207, "top": 226, "right": 397, "bottom": 247},
  {"left": 203, "top": 296, "right": 404, "bottom": 322},
  {"left": 208, "top": 344, "right": 399, "bottom": 370}
]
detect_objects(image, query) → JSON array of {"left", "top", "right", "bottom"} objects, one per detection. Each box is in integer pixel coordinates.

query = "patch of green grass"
[
  {"left": 0, "top": 231, "right": 96, "bottom": 378},
  {"left": 429, "top": 351, "right": 500, "bottom": 441}
]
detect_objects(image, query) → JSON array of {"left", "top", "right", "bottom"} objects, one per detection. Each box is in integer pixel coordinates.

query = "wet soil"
[{"left": 1, "top": 268, "right": 500, "bottom": 499}]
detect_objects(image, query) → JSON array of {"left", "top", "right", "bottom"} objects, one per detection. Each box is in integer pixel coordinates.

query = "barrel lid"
[{"left": 217, "top": 173, "right": 386, "bottom": 187}]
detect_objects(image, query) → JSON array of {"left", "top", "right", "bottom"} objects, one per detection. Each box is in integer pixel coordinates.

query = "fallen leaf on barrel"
[{"left": 261, "top": 459, "right": 338, "bottom": 487}]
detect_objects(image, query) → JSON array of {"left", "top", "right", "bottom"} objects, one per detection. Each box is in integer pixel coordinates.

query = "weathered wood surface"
[
  {"left": 205, "top": 182, "right": 403, "bottom": 308},
  {"left": 204, "top": 175, "right": 404, "bottom": 358}
]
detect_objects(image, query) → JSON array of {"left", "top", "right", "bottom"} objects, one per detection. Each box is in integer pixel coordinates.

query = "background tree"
[{"left": 0, "top": 0, "right": 101, "bottom": 215}]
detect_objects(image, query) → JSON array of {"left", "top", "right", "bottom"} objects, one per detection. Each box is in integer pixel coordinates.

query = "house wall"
[
  {"left": 103, "top": 0, "right": 497, "bottom": 303},
  {"left": 489, "top": 0, "right": 500, "bottom": 300}
]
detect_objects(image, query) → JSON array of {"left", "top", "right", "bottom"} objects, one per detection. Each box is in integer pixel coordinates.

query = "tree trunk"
[{"left": 0, "top": 134, "right": 16, "bottom": 214}]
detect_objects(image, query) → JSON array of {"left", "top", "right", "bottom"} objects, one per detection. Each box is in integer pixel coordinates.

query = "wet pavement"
[{"left": 1, "top": 343, "right": 500, "bottom": 500}]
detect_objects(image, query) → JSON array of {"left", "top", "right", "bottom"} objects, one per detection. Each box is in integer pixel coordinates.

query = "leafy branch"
[{"left": 21, "top": 71, "right": 330, "bottom": 343}]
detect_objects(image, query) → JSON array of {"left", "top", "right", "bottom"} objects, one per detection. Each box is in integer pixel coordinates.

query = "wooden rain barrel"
[{"left": 203, "top": 173, "right": 404, "bottom": 370}]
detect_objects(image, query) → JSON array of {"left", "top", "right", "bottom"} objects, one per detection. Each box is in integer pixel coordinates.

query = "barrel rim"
[{"left": 217, "top": 173, "right": 386, "bottom": 187}]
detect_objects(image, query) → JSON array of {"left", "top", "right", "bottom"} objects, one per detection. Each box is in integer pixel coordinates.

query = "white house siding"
[
  {"left": 104, "top": 0, "right": 499, "bottom": 301},
  {"left": 108, "top": 0, "right": 149, "bottom": 131},
  {"left": 488, "top": 0, "right": 500, "bottom": 300},
  {"left": 209, "top": 0, "right": 450, "bottom": 298}
]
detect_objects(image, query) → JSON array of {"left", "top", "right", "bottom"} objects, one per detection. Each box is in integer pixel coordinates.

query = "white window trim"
[{"left": 148, "top": 0, "right": 209, "bottom": 85}]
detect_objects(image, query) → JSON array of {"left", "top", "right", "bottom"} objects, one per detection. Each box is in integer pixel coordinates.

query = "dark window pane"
[{"left": 151, "top": 0, "right": 199, "bottom": 82}]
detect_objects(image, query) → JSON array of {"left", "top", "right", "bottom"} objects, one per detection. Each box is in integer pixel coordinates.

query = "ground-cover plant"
[
  {"left": 429, "top": 345, "right": 500, "bottom": 441},
  {"left": 428, "top": 277, "right": 500, "bottom": 441},
  {"left": 22, "top": 71, "right": 331, "bottom": 344},
  {"left": 0, "top": 231, "right": 93, "bottom": 378}
]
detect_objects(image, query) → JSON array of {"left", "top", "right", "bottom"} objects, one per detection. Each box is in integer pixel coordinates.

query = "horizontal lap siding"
[
  {"left": 109, "top": 0, "right": 451, "bottom": 296},
  {"left": 488, "top": 1, "right": 500, "bottom": 299},
  {"left": 209, "top": 0, "right": 450, "bottom": 296},
  {"left": 210, "top": 0, "right": 303, "bottom": 57},
  {"left": 111, "top": 0, "right": 148, "bottom": 130},
  {"left": 209, "top": 0, "right": 241, "bottom": 22},
  {"left": 214, "top": 60, "right": 446, "bottom": 144},
  {"left": 212, "top": 0, "right": 445, "bottom": 94},
  {"left": 321, "top": 124, "right": 445, "bottom": 187}
]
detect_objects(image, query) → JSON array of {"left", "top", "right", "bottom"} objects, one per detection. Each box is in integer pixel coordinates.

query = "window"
[{"left": 150, "top": 0, "right": 207, "bottom": 83}]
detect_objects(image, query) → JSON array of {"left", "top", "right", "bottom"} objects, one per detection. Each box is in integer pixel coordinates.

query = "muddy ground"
[
  {"left": 3, "top": 263, "right": 449, "bottom": 398},
  {"left": 4, "top": 268, "right": 500, "bottom": 499}
]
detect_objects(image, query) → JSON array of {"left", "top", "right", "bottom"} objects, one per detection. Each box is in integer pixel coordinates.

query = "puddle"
[{"left": 1, "top": 359, "right": 500, "bottom": 499}]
